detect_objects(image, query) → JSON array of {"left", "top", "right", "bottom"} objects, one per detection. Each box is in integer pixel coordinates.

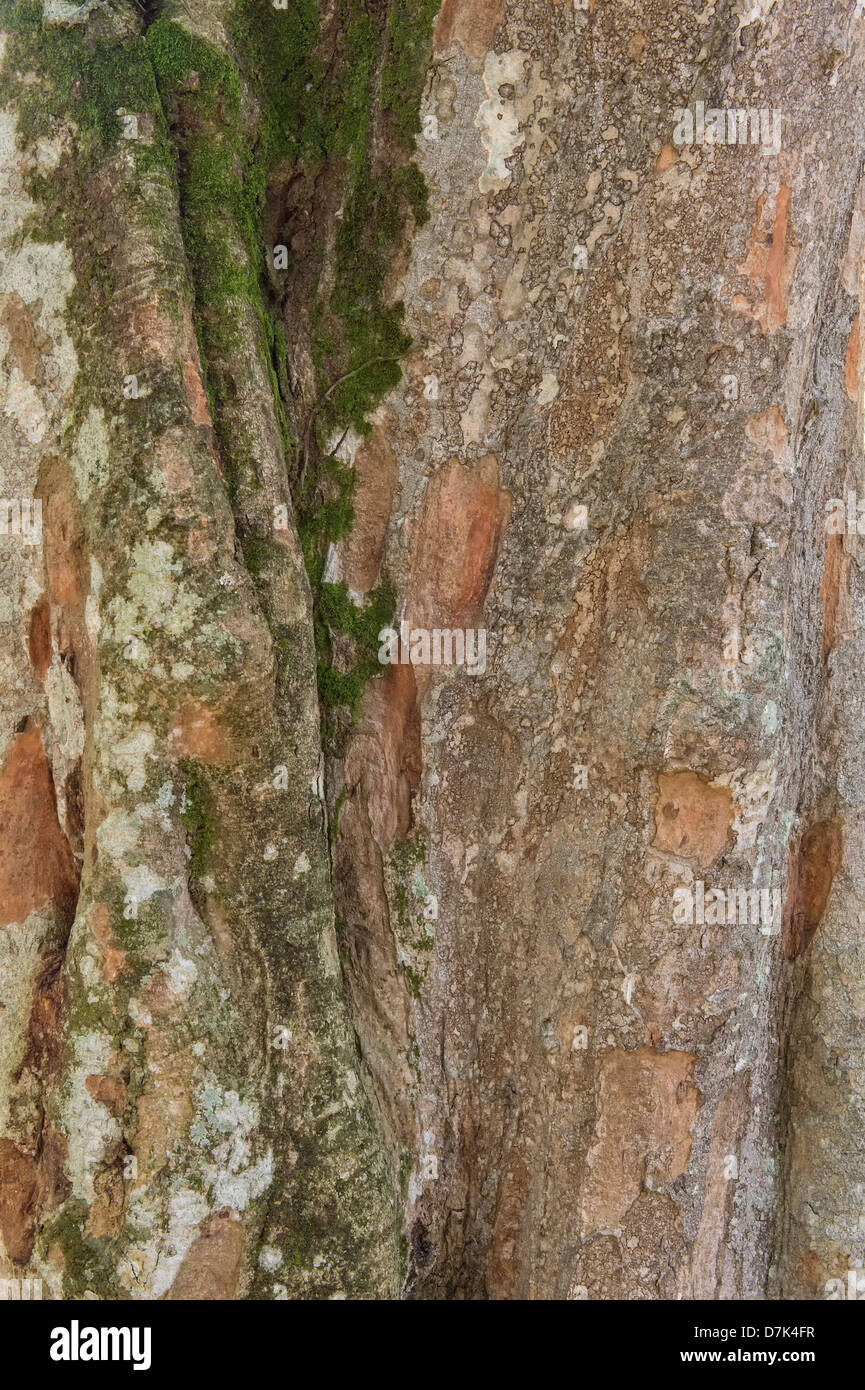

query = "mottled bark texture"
[
  {"left": 2, "top": 0, "right": 865, "bottom": 1302},
  {"left": 0, "top": 0, "right": 399, "bottom": 1299}
]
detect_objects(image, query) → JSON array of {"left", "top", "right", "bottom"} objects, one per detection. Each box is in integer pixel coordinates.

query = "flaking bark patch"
[
  {"left": 0, "top": 290, "right": 46, "bottom": 384},
  {"left": 733, "top": 186, "right": 799, "bottom": 333},
  {"left": 0, "top": 721, "right": 79, "bottom": 929},
  {"left": 845, "top": 310, "right": 860, "bottom": 402},
  {"left": 0, "top": 1138, "right": 39, "bottom": 1265},
  {"left": 21, "top": 949, "right": 66, "bottom": 1085},
  {"left": 581, "top": 1048, "right": 699, "bottom": 1236},
  {"left": 821, "top": 533, "right": 848, "bottom": 661},
  {"left": 27, "top": 595, "right": 52, "bottom": 680},
  {"left": 652, "top": 771, "right": 734, "bottom": 868},
  {"left": 434, "top": 0, "right": 505, "bottom": 59},
  {"left": 164, "top": 1209, "right": 245, "bottom": 1301},
  {"left": 782, "top": 819, "right": 843, "bottom": 960},
  {"left": 407, "top": 455, "right": 510, "bottom": 632}
]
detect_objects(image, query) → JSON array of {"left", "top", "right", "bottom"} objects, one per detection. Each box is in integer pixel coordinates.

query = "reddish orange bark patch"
[
  {"left": 128, "top": 299, "right": 177, "bottom": 360},
  {"left": 86, "top": 1166, "right": 126, "bottom": 1241},
  {"left": 141, "top": 969, "right": 178, "bottom": 1016},
  {"left": 0, "top": 721, "right": 79, "bottom": 928},
  {"left": 734, "top": 186, "right": 799, "bottom": 332},
  {"left": 36, "top": 1124, "right": 69, "bottom": 1218},
  {"left": 765, "top": 186, "right": 795, "bottom": 328},
  {"left": 408, "top": 455, "right": 510, "bottom": 631},
  {"left": 85, "top": 1074, "right": 128, "bottom": 1115},
  {"left": 89, "top": 901, "right": 113, "bottom": 946},
  {"left": 102, "top": 947, "right": 128, "bottom": 983},
  {"left": 345, "top": 662, "right": 420, "bottom": 848},
  {"left": 0, "top": 291, "right": 43, "bottom": 383},
  {"left": 652, "top": 770, "right": 734, "bottom": 867},
  {"left": 0, "top": 1139, "right": 39, "bottom": 1265},
  {"left": 783, "top": 819, "right": 843, "bottom": 960},
  {"left": 43, "top": 488, "right": 86, "bottom": 609},
  {"left": 846, "top": 311, "right": 860, "bottom": 402},
  {"left": 821, "top": 532, "right": 847, "bottom": 661},
  {"left": 183, "top": 360, "right": 212, "bottom": 427},
  {"left": 435, "top": 0, "right": 505, "bottom": 57},
  {"left": 745, "top": 404, "right": 788, "bottom": 461},
  {"left": 688, "top": 1071, "right": 750, "bottom": 1297},
  {"left": 170, "top": 698, "right": 231, "bottom": 765},
  {"left": 165, "top": 1210, "right": 245, "bottom": 1300},
  {"left": 340, "top": 424, "right": 398, "bottom": 593},
  {"left": 27, "top": 595, "right": 52, "bottom": 680},
  {"left": 582, "top": 1048, "right": 699, "bottom": 1233},
  {"left": 487, "top": 1150, "right": 532, "bottom": 1298},
  {"left": 20, "top": 950, "right": 65, "bottom": 1085}
]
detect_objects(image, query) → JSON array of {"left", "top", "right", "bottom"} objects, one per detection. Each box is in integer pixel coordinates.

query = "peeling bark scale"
[{"left": 1, "top": 0, "right": 864, "bottom": 1306}]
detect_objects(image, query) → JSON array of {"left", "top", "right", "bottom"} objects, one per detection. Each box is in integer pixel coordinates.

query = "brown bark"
[{"left": 2, "top": 0, "right": 865, "bottom": 1303}]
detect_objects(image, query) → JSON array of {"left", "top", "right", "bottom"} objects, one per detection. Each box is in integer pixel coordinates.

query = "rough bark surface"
[{"left": 1, "top": 0, "right": 865, "bottom": 1302}]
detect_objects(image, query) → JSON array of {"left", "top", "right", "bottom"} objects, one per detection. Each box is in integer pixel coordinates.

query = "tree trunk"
[{"left": 1, "top": 0, "right": 864, "bottom": 1302}]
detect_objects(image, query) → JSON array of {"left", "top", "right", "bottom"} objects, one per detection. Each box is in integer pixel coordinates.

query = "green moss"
[
  {"left": 0, "top": 8, "right": 189, "bottom": 463},
  {"left": 403, "top": 963, "right": 425, "bottom": 1000},
  {"left": 331, "top": 786, "right": 348, "bottom": 840},
  {"left": 147, "top": 19, "right": 257, "bottom": 356},
  {"left": 302, "top": 3, "right": 415, "bottom": 432},
  {"left": 398, "top": 1147, "right": 413, "bottom": 1197},
  {"left": 317, "top": 662, "right": 365, "bottom": 715},
  {"left": 389, "top": 829, "right": 428, "bottom": 874},
  {"left": 181, "top": 761, "right": 218, "bottom": 877},
  {"left": 0, "top": 0, "right": 42, "bottom": 32},
  {"left": 193, "top": 309, "right": 218, "bottom": 422},
  {"left": 147, "top": 5, "right": 433, "bottom": 754},
  {"left": 317, "top": 579, "right": 394, "bottom": 646},
  {"left": 45, "top": 1200, "right": 122, "bottom": 1300},
  {"left": 5, "top": 19, "right": 162, "bottom": 170},
  {"left": 297, "top": 448, "right": 357, "bottom": 587},
  {"left": 313, "top": 580, "right": 395, "bottom": 726},
  {"left": 245, "top": 0, "right": 436, "bottom": 440},
  {"left": 380, "top": 0, "right": 441, "bottom": 145},
  {"left": 229, "top": 0, "right": 324, "bottom": 168},
  {"left": 62, "top": 965, "right": 119, "bottom": 1037},
  {"left": 1, "top": 2, "right": 403, "bottom": 1297},
  {"left": 147, "top": 13, "right": 298, "bottom": 547},
  {"left": 147, "top": 16, "right": 242, "bottom": 112},
  {"left": 241, "top": 532, "right": 276, "bottom": 579},
  {"left": 391, "top": 162, "right": 431, "bottom": 225},
  {"left": 297, "top": 444, "right": 390, "bottom": 736}
]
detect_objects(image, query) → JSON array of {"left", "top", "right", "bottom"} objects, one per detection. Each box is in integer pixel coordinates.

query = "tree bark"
[{"left": 1, "top": 0, "right": 865, "bottom": 1302}]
